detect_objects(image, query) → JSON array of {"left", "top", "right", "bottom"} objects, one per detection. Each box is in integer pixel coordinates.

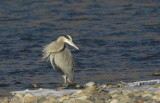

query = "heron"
[{"left": 42, "top": 35, "right": 79, "bottom": 84}]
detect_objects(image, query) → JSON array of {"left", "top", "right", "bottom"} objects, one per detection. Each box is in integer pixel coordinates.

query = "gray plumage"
[{"left": 42, "top": 35, "right": 79, "bottom": 84}]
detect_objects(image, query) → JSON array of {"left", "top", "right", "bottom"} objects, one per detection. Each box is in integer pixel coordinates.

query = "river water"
[{"left": 0, "top": 0, "right": 160, "bottom": 92}]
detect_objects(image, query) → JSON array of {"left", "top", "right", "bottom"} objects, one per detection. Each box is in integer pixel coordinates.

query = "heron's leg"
[
  {"left": 63, "top": 75, "right": 67, "bottom": 84},
  {"left": 67, "top": 77, "right": 72, "bottom": 83}
]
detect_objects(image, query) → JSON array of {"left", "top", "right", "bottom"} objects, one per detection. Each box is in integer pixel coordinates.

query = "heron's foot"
[
  {"left": 56, "top": 83, "right": 84, "bottom": 89},
  {"left": 56, "top": 83, "right": 69, "bottom": 89},
  {"left": 62, "top": 83, "right": 78, "bottom": 89},
  {"left": 62, "top": 83, "right": 70, "bottom": 87}
]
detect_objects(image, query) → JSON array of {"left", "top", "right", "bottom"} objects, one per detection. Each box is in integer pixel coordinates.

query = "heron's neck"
[{"left": 56, "top": 38, "right": 65, "bottom": 50}]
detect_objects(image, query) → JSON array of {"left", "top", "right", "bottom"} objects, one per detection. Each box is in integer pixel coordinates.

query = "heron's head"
[{"left": 61, "top": 35, "right": 79, "bottom": 50}]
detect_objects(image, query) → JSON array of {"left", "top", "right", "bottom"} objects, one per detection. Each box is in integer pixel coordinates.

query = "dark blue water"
[{"left": 0, "top": 0, "right": 160, "bottom": 92}]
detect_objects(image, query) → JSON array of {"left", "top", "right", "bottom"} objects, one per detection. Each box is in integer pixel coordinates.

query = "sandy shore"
[{"left": 1, "top": 81, "right": 160, "bottom": 103}]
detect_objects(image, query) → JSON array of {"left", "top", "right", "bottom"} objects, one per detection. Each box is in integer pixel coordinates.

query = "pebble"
[
  {"left": 107, "top": 99, "right": 118, "bottom": 103},
  {"left": 84, "top": 82, "right": 95, "bottom": 87},
  {"left": 75, "top": 84, "right": 81, "bottom": 89},
  {"left": 57, "top": 95, "right": 70, "bottom": 102},
  {"left": 29, "top": 83, "right": 41, "bottom": 88},
  {"left": 45, "top": 96, "right": 56, "bottom": 103},
  {"left": 155, "top": 90, "right": 160, "bottom": 95},
  {"left": 77, "top": 95, "right": 88, "bottom": 100},
  {"left": 73, "top": 99, "right": 85, "bottom": 103},
  {"left": 2, "top": 99, "right": 9, "bottom": 103},
  {"left": 1, "top": 82, "right": 160, "bottom": 103},
  {"left": 23, "top": 94, "right": 37, "bottom": 103},
  {"left": 10, "top": 96, "right": 22, "bottom": 103},
  {"left": 121, "top": 89, "right": 131, "bottom": 95},
  {"left": 42, "top": 98, "right": 56, "bottom": 103},
  {"left": 72, "top": 86, "right": 96, "bottom": 97},
  {"left": 150, "top": 83, "right": 160, "bottom": 88},
  {"left": 83, "top": 86, "right": 96, "bottom": 93},
  {"left": 118, "top": 95, "right": 130, "bottom": 103},
  {"left": 152, "top": 73, "right": 160, "bottom": 76},
  {"left": 152, "top": 95, "right": 160, "bottom": 101},
  {"left": 95, "top": 99, "right": 104, "bottom": 103}
]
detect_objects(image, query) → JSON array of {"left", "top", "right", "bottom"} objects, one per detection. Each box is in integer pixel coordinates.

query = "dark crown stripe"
[{"left": 62, "top": 35, "right": 70, "bottom": 40}]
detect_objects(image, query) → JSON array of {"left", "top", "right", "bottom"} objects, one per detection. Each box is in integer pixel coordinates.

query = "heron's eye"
[{"left": 68, "top": 39, "right": 71, "bottom": 41}]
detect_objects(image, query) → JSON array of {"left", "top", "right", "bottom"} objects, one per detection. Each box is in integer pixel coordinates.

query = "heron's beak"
[{"left": 68, "top": 41, "right": 79, "bottom": 50}]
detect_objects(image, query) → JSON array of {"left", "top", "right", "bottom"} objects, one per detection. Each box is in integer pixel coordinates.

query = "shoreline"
[{"left": 1, "top": 80, "right": 160, "bottom": 103}]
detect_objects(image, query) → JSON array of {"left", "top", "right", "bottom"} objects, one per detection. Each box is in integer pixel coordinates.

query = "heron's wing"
[
  {"left": 54, "top": 46, "right": 75, "bottom": 81},
  {"left": 42, "top": 41, "right": 63, "bottom": 61}
]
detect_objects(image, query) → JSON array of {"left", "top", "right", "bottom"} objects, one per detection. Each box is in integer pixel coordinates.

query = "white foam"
[
  {"left": 104, "top": 79, "right": 160, "bottom": 92},
  {"left": 126, "top": 79, "right": 160, "bottom": 87},
  {"left": 11, "top": 79, "right": 160, "bottom": 97},
  {"left": 11, "top": 88, "right": 77, "bottom": 97},
  {"left": 121, "top": 79, "right": 160, "bottom": 92}
]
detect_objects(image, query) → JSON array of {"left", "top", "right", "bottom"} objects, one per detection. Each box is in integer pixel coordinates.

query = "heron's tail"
[{"left": 42, "top": 45, "right": 51, "bottom": 61}]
